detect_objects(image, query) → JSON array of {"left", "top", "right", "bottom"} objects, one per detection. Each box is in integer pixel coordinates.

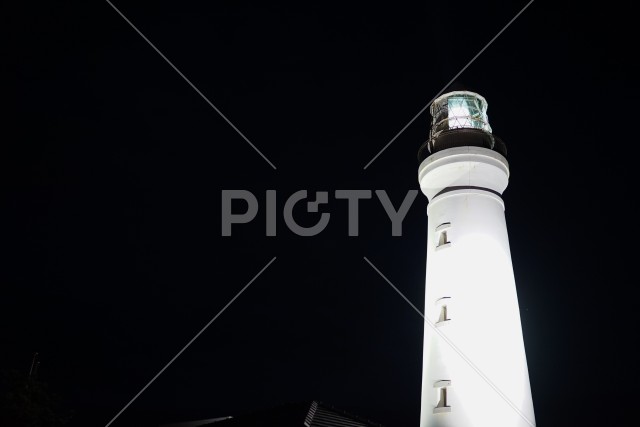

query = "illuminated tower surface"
[{"left": 418, "top": 91, "right": 535, "bottom": 427}]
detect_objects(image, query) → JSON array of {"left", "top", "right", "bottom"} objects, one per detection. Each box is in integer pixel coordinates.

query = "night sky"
[{"left": 3, "top": 1, "right": 635, "bottom": 426}]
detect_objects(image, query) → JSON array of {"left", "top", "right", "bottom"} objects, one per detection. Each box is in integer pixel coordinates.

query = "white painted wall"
[{"left": 418, "top": 146, "right": 535, "bottom": 427}]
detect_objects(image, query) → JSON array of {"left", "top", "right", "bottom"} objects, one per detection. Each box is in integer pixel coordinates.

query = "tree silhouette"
[{"left": 0, "top": 366, "right": 72, "bottom": 427}]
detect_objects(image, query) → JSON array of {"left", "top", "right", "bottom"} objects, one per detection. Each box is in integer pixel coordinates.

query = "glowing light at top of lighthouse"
[{"left": 429, "top": 91, "right": 492, "bottom": 141}]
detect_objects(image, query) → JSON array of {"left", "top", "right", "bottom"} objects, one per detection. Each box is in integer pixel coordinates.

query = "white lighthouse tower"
[{"left": 418, "top": 91, "right": 535, "bottom": 427}]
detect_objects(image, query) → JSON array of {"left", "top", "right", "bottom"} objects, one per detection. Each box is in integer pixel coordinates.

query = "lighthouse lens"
[
  {"left": 446, "top": 96, "right": 491, "bottom": 133},
  {"left": 429, "top": 92, "right": 493, "bottom": 142}
]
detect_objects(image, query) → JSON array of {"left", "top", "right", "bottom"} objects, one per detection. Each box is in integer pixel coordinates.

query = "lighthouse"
[{"left": 418, "top": 91, "right": 535, "bottom": 427}]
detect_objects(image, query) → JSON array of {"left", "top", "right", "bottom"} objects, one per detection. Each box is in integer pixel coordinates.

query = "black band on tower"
[
  {"left": 418, "top": 128, "right": 507, "bottom": 163},
  {"left": 433, "top": 185, "right": 502, "bottom": 199}
]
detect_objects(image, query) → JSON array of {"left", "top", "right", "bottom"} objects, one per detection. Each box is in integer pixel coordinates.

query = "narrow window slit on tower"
[
  {"left": 433, "top": 380, "right": 451, "bottom": 414},
  {"left": 435, "top": 297, "right": 451, "bottom": 325},
  {"left": 438, "top": 230, "right": 448, "bottom": 246},
  {"left": 435, "top": 223, "right": 451, "bottom": 249},
  {"left": 438, "top": 304, "right": 448, "bottom": 323},
  {"left": 437, "top": 388, "right": 447, "bottom": 407}
]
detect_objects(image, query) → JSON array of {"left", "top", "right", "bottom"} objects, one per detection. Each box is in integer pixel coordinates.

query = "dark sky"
[{"left": 3, "top": 1, "right": 635, "bottom": 426}]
